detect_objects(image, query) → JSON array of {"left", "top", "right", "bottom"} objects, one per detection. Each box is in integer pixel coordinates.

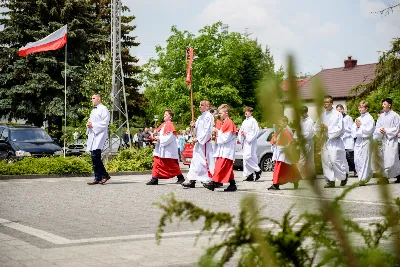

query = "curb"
[{"left": 0, "top": 169, "right": 189, "bottom": 180}]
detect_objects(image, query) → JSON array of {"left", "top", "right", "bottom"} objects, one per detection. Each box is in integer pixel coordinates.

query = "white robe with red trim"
[
  {"left": 187, "top": 111, "right": 215, "bottom": 182},
  {"left": 214, "top": 118, "right": 237, "bottom": 160},
  {"left": 153, "top": 122, "right": 179, "bottom": 159}
]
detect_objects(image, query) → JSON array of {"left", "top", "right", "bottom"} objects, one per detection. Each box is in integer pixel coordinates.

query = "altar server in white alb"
[
  {"left": 373, "top": 98, "right": 400, "bottom": 184},
  {"left": 146, "top": 109, "right": 185, "bottom": 185},
  {"left": 239, "top": 107, "right": 262, "bottom": 182},
  {"left": 297, "top": 106, "right": 316, "bottom": 180},
  {"left": 86, "top": 93, "right": 111, "bottom": 185},
  {"left": 336, "top": 104, "right": 355, "bottom": 176},
  {"left": 182, "top": 100, "right": 215, "bottom": 188},
  {"left": 351, "top": 101, "right": 375, "bottom": 185},
  {"left": 316, "top": 95, "right": 348, "bottom": 188}
]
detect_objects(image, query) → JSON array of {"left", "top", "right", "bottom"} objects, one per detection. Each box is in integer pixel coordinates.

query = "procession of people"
[{"left": 86, "top": 93, "right": 400, "bottom": 190}]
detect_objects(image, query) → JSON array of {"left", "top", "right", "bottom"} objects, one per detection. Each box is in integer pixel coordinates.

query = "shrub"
[
  {"left": 106, "top": 146, "right": 154, "bottom": 172},
  {"left": 0, "top": 156, "right": 92, "bottom": 175}
]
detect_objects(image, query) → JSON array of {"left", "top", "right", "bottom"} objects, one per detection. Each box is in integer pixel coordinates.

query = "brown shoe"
[
  {"left": 99, "top": 176, "right": 111, "bottom": 185},
  {"left": 87, "top": 180, "right": 100, "bottom": 185}
]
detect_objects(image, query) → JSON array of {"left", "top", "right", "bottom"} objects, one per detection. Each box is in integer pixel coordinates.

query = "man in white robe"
[
  {"left": 297, "top": 106, "right": 315, "bottom": 180},
  {"left": 182, "top": 100, "right": 215, "bottom": 188},
  {"left": 351, "top": 101, "right": 375, "bottom": 185},
  {"left": 373, "top": 98, "right": 400, "bottom": 184},
  {"left": 238, "top": 107, "right": 262, "bottom": 181},
  {"left": 86, "top": 93, "right": 111, "bottom": 185},
  {"left": 336, "top": 104, "right": 355, "bottom": 176},
  {"left": 316, "top": 95, "right": 348, "bottom": 188}
]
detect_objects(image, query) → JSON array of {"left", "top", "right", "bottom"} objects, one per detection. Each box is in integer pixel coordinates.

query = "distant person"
[
  {"left": 122, "top": 129, "right": 132, "bottom": 148},
  {"left": 142, "top": 128, "right": 151, "bottom": 147},
  {"left": 86, "top": 93, "right": 111, "bottom": 185},
  {"left": 177, "top": 130, "right": 186, "bottom": 162}
]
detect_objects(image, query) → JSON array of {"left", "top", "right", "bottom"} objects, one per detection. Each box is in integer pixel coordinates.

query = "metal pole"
[{"left": 64, "top": 42, "right": 67, "bottom": 158}]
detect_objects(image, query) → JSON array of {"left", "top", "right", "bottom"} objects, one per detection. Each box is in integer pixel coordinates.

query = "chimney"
[{"left": 344, "top": 56, "right": 357, "bottom": 69}]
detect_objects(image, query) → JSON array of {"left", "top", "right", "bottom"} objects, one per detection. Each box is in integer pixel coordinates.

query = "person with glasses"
[{"left": 316, "top": 95, "right": 348, "bottom": 188}]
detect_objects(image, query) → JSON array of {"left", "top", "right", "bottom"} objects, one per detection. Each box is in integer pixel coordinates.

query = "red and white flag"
[{"left": 18, "top": 25, "right": 67, "bottom": 57}]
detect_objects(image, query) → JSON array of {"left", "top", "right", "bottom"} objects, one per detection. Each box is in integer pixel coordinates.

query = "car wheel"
[
  {"left": 6, "top": 155, "right": 14, "bottom": 164},
  {"left": 260, "top": 154, "right": 274, "bottom": 172}
]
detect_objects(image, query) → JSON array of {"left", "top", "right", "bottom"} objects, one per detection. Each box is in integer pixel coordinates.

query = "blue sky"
[{"left": 127, "top": 0, "right": 399, "bottom": 75}]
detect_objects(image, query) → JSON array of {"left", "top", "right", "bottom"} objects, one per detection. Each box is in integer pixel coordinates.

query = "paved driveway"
[{"left": 0, "top": 172, "right": 398, "bottom": 266}]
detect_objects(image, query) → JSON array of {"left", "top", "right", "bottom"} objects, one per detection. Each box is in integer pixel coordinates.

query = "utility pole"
[{"left": 109, "top": 0, "right": 131, "bottom": 157}]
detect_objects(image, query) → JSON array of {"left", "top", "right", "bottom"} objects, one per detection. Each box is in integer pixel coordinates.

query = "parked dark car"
[{"left": 0, "top": 125, "right": 63, "bottom": 163}]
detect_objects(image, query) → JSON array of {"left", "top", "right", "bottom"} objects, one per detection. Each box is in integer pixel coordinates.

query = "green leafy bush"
[
  {"left": 0, "top": 156, "right": 92, "bottom": 175},
  {"left": 106, "top": 146, "right": 154, "bottom": 172}
]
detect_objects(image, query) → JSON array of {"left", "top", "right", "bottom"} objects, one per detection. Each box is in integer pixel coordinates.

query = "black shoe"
[
  {"left": 175, "top": 178, "right": 185, "bottom": 184},
  {"left": 377, "top": 178, "right": 389, "bottom": 185},
  {"left": 146, "top": 178, "right": 158, "bottom": 185},
  {"left": 215, "top": 182, "right": 223, "bottom": 188},
  {"left": 224, "top": 184, "right": 237, "bottom": 192},
  {"left": 354, "top": 172, "right": 358, "bottom": 177},
  {"left": 203, "top": 182, "right": 215, "bottom": 191},
  {"left": 324, "top": 181, "right": 335, "bottom": 188},
  {"left": 244, "top": 174, "right": 254, "bottom": 182},
  {"left": 395, "top": 176, "right": 400, "bottom": 183},
  {"left": 182, "top": 180, "right": 196, "bottom": 188},
  {"left": 267, "top": 184, "right": 280, "bottom": 190},
  {"left": 293, "top": 181, "right": 299, "bottom": 189},
  {"left": 255, "top": 170, "right": 262, "bottom": 181},
  {"left": 340, "top": 178, "right": 348, "bottom": 186}
]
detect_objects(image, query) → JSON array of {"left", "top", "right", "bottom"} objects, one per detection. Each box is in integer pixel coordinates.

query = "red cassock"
[
  {"left": 270, "top": 129, "right": 301, "bottom": 185},
  {"left": 212, "top": 118, "right": 237, "bottom": 184},
  {"left": 151, "top": 121, "right": 182, "bottom": 179},
  {"left": 152, "top": 156, "right": 182, "bottom": 179}
]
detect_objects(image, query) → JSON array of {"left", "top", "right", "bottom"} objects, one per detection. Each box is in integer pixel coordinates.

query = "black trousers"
[
  {"left": 91, "top": 149, "right": 109, "bottom": 181},
  {"left": 346, "top": 150, "right": 355, "bottom": 173}
]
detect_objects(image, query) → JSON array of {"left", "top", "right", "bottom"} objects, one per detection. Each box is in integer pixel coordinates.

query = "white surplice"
[
  {"left": 351, "top": 112, "right": 374, "bottom": 181},
  {"left": 214, "top": 129, "right": 237, "bottom": 160},
  {"left": 316, "top": 109, "right": 348, "bottom": 181},
  {"left": 297, "top": 116, "right": 315, "bottom": 179},
  {"left": 342, "top": 114, "right": 355, "bottom": 150},
  {"left": 238, "top": 116, "right": 260, "bottom": 177},
  {"left": 373, "top": 110, "right": 400, "bottom": 178},
  {"left": 153, "top": 123, "right": 179, "bottom": 159},
  {"left": 86, "top": 103, "right": 110, "bottom": 152},
  {"left": 187, "top": 111, "right": 215, "bottom": 182}
]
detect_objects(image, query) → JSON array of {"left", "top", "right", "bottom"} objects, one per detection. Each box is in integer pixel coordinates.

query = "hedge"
[{"left": 0, "top": 147, "right": 154, "bottom": 175}]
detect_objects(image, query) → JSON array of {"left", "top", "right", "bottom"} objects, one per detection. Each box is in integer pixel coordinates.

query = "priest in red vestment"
[{"left": 146, "top": 109, "right": 185, "bottom": 185}]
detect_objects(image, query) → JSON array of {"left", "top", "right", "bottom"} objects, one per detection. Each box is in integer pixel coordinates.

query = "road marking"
[
  {"left": 0, "top": 217, "right": 385, "bottom": 245},
  {"left": 0, "top": 218, "right": 70, "bottom": 244},
  {"left": 252, "top": 191, "right": 396, "bottom": 206}
]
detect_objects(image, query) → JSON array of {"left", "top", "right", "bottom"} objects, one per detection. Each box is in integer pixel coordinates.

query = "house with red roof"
[{"left": 283, "top": 56, "right": 377, "bottom": 121}]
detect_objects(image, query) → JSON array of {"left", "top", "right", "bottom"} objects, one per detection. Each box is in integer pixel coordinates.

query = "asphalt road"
[{"left": 0, "top": 171, "right": 399, "bottom": 267}]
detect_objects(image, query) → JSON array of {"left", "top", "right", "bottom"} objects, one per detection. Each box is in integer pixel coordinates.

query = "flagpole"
[{"left": 64, "top": 42, "right": 67, "bottom": 158}]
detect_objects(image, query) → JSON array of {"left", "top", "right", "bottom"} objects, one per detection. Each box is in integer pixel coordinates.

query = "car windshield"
[{"left": 10, "top": 129, "right": 53, "bottom": 142}]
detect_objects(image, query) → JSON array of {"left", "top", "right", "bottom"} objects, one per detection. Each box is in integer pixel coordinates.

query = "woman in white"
[{"left": 351, "top": 101, "right": 374, "bottom": 185}]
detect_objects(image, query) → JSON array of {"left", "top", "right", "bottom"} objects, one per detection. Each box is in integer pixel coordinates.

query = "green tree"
[
  {"left": 142, "top": 22, "right": 283, "bottom": 126},
  {"left": 0, "top": 0, "right": 142, "bottom": 130},
  {"left": 347, "top": 38, "right": 400, "bottom": 119}
]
